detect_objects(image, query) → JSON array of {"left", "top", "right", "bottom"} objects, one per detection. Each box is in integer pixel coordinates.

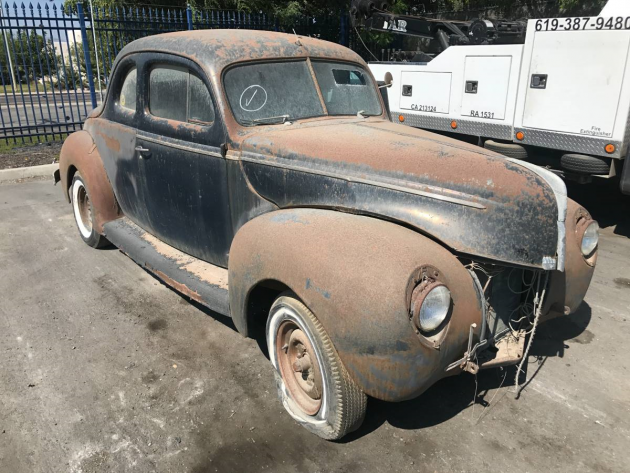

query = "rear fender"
[
  {"left": 59, "top": 130, "right": 121, "bottom": 233},
  {"left": 228, "top": 208, "right": 483, "bottom": 401}
]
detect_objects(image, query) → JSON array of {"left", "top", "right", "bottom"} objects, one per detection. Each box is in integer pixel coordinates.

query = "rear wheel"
[
  {"left": 484, "top": 139, "right": 528, "bottom": 160},
  {"left": 561, "top": 154, "right": 610, "bottom": 175},
  {"left": 71, "top": 173, "right": 109, "bottom": 249},
  {"left": 267, "top": 293, "right": 367, "bottom": 440}
]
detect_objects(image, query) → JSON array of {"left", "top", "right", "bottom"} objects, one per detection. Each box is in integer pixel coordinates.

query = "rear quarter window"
[{"left": 119, "top": 68, "right": 137, "bottom": 111}]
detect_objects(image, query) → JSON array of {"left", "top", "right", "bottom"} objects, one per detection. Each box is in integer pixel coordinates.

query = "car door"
[
  {"left": 89, "top": 55, "right": 152, "bottom": 232},
  {"left": 136, "top": 55, "right": 232, "bottom": 267}
]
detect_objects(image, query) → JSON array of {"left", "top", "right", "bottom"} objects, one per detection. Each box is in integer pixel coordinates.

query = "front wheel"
[
  {"left": 267, "top": 294, "right": 367, "bottom": 440},
  {"left": 71, "top": 173, "right": 109, "bottom": 249}
]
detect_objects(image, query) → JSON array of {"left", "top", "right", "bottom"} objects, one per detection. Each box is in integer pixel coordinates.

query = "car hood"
[{"left": 235, "top": 118, "right": 562, "bottom": 268}]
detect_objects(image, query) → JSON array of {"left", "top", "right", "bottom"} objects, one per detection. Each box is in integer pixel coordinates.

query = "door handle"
[
  {"left": 530, "top": 74, "right": 547, "bottom": 89},
  {"left": 135, "top": 145, "right": 150, "bottom": 158}
]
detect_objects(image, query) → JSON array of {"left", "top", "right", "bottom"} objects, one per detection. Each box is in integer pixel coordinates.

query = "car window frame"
[
  {"left": 103, "top": 55, "right": 141, "bottom": 129},
  {"left": 138, "top": 53, "right": 223, "bottom": 146},
  {"left": 310, "top": 59, "right": 383, "bottom": 117},
  {"left": 222, "top": 58, "right": 328, "bottom": 126},
  {"left": 118, "top": 66, "right": 138, "bottom": 114},
  {"left": 221, "top": 58, "right": 385, "bottom": 126}
]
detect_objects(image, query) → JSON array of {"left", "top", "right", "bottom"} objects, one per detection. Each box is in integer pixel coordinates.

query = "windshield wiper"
[
  {"left": 357, "top": 110, "right": 379, "bottom": 117},
  {"left": 242, "top": 114, "right": 292, "bottom": 126}
]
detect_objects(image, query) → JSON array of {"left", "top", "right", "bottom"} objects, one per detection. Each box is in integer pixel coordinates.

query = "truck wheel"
[
  {"left": 484, "top": 140, "right": 528, "bottom": 160},
  {"left": 71, "top": 173, "right": 109, "bottom": 248},
  {"left": 561, "top": 154, "right": 610, "bottom": 175},
  {"left": 267, "top": 293, "right": 367, "bottom": 440}
]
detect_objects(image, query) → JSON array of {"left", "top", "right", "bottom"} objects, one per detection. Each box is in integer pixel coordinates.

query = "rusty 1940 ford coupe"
[{"left": 55, "top": 30, "right": 598, "bottom": 439}]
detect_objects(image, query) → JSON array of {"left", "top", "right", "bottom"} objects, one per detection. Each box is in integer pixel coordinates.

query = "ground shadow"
[
  {"left": 97, "top": 242, "right": 120, "bottom": 251},
  {"left": 530, "top": 301, "right": 592, "bottom": 358},
  {"left": 342, "top": 367, "right": 513, "bottom": 442},
  {"left": 566, "top": 178, "right": 630, "bottom": 238},
  {"left": 142, "top": 268, "right": 237, "bottom": 332},
  {"left": 343, "top": 302, "right": 593, "bottom": 441}
]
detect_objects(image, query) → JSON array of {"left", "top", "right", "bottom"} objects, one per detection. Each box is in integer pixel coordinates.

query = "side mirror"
[{"left": 378, "top": 72, "right": 393, "bottom": 89}]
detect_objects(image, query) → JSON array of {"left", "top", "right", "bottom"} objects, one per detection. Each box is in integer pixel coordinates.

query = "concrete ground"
[{"left": 0, "top": 178, "right": 629, "bottom": 473}]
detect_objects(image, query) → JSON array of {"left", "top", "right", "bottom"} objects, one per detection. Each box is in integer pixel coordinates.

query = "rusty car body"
[{"left": 56, "top": 30, "right": 598, "bottom": 439}]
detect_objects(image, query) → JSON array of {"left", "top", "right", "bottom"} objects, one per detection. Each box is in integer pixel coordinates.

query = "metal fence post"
[
  {"left": 186, "top": 5, "right": 193, "bottom": 30},
  {"left": 340, "top": 13, "right": 349, "bottom": 47},
  {"left": 77, "top": 3, "right": 97, "bottom": 109}
]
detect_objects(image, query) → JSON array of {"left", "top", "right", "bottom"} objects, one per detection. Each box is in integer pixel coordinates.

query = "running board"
[{"left": 103, "top": 217, "right": 230, "bottom": 317}]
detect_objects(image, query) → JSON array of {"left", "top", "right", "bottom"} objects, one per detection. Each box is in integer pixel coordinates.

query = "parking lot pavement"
[{"left": 0, "top": 179, "right": 629, "bottom": 473}]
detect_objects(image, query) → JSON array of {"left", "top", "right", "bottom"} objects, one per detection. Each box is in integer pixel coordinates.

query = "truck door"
[
  {"left": 460, "top": 56, "right": 512, "bottom": 120},
  {"left": 520, "top": 29, "right": 630, "bottom": 138},
  {"left": 399, "top": 71, "right": 452, "bottom": 114}
]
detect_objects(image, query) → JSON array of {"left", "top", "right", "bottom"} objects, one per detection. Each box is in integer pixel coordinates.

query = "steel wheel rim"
[{"left": 275, "top": 320, "right": 323, "bottom": 416}]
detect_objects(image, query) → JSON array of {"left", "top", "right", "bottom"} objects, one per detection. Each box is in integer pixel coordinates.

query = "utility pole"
[
  {"left": 88, "top": 0, "right": 103, "bottom": 102},
  {"left": 0, "top": 8, "right": 17, "bottom": 87}
]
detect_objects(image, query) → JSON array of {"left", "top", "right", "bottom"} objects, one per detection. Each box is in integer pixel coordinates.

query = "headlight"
[
  {"left": 581, "top": 221, "right": 599, "bottom": 256},
  {"left": 413, "top": 283, "right": 451, "bottom": 332}
]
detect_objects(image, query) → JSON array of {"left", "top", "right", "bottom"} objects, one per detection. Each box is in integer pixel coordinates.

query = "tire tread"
[
  {"left": 561, "top": 154, "right": 610, "bottom": 175},
  {"left": 274, "top": 295, "right": 367, "bottom": 440},
  {"left": 484, "top": 139, "right": 528, "bottom": 160}
]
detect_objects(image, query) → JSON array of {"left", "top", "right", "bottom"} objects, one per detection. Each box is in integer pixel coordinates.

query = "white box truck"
[{"left": 364, "top": 0, "right": 630, "bottom": 195}]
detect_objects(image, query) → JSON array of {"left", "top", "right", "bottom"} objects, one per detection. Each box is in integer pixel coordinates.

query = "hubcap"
[{"left": 276, "top": 320, "right": 323, "bottom": 415}]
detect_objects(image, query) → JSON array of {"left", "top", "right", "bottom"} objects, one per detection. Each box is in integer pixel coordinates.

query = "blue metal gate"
[{"left": 0, "top": 3, "right": 349, "bottom": 145}]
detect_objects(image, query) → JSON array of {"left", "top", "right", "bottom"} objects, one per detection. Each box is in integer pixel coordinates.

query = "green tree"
[
  {"left": 0, "top": 30, "right": 57, "bottom": 85},
  {"left": 64, "top": 0, "right": 353, "bottom": 21}
]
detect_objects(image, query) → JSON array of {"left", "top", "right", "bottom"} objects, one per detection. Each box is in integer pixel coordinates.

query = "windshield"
[
  {"left": 311, "top": 61, "right": 382, "bottom": 116},
  {"left": 223, "top": 60, "right": 381, "bottom": 126}
]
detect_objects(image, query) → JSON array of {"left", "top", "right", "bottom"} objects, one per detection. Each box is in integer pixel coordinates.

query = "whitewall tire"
[
  {"left": 267, "top": 293, "right": 367, "bottom": 440},
  {"left": 71, "top": 173, "right": 108, "bottom": 249}
]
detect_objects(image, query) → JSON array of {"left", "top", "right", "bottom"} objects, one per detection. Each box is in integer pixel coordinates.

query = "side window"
[
  {"left": 149, "top": 66, "right": 188, "bottom": 121},
  {"left": 119, "top": 68, "right": 137, "bottom": 111},
  {"left": 149, "top": 65, "right": 215, "bottom": 125}
]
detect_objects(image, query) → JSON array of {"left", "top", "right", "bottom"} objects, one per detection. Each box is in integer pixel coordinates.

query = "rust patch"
[
  {"left": 229, "top": 208, "right": 483, "bottom": 401},
  {"left": 238, "top": 119, "right": 549, "bottom": 203},
  {"left": 154, "top": 269, "right": 204, "bottom": 305},
  {"left": 95, "top": 130, "right": 121, "bottom": 153},
  {"left": 142, "top": 232, "right": 191, "bottom": 265},
  {"left": 58, "top": 130, "right": 122, "bottom": 233},
  {"left": 182, "top": 261, "right": 229, "bottom": 289},
  {"left": 141, "top": 232, "right": 228, "bottom": 290}
]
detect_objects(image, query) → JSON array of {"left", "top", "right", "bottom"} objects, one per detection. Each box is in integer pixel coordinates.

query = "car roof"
[{"left": 117, "top": 29, "right": 365, "bottom": 76}]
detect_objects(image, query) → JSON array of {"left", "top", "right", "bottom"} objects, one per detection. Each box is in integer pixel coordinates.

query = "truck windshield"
[{"left": 223, "top": 60, "right": 381, "bottom": 126}]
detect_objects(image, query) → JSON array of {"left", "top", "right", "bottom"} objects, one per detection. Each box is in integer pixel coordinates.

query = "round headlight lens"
[
  {"left": 581, "top": 221, "right": 599, "bottom": 256},
  {"left": 418, "top": 285, "right": 451, "bottom": 332}
]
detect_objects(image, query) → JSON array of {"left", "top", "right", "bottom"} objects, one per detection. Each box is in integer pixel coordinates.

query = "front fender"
[
  {"left": 59, "top": 130, "right": 121, "bottom": 233},
  {"left": 543, "top": 199, "right": 597, "bottom": 319},
  {"left": 228, "top": 209, "right": 483, "bottom": 401}
]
